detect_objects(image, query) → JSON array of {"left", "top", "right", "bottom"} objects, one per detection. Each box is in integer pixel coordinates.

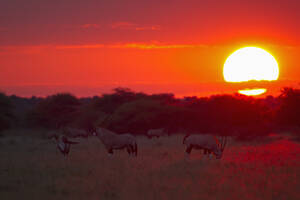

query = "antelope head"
[{"left": 93, "top": 127, "right": 104, "bottom": 137}]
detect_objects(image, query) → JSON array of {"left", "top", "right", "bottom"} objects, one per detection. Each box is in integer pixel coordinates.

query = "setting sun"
[
  {"left": 223, "top": 47, "right": 279, "bottom": 82},
  {"left": 238, "top": 88, "right": 267, "bottom": 96},
  {"left": 223, "top": 47, "right": 279, "bottom": 96}
]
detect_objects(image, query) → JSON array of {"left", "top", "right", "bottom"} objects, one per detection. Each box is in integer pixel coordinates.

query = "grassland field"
[{"left": 0, "top": 129, "right": 299, "bottom": 200}]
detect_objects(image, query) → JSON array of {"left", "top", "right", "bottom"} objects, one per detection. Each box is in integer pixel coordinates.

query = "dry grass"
[{"left": 0, "top": 130, "right": 299, "bottom": 200}]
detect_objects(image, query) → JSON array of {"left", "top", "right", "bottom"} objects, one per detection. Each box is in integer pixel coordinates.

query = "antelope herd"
[{"left": 48, "top": 126, "right": 227, "bottom": 159}]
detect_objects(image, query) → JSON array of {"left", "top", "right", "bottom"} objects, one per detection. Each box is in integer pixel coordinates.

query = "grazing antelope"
[
  {"left": 147, "top": 128, "right": 167, "bottom": 139},
  {"left": 183, "top": 134, "right": 227, "bottom": 159},
  {"left": 93, "top": 127, "right": 137, "bottom": 156},
  {"left": 49, "top": 134, "right": 79, "bottom": 157}
]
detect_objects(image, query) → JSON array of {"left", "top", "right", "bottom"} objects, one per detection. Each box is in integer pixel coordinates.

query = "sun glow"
[
  {"left": 238, "top": 88, "right": 267, "bottom": 96},
  {"left": 223, "top": 47, "right": 279, "bottom": 82}
]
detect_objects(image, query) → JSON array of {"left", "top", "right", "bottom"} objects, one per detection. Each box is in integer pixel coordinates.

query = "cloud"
[
  {"left": 135, "top": 25, "right": 161, "bottom": 31},
  {"left": 56, "top": 42, "right": 205, "bottom": 50},
  {"left": 110, "top": 43, "right": 200, "bottom": 49},
  {"left": 0, "top": 45, "right": 52, "bottom": 54},
  {"left": 3, "top": 42, "right": 297, "bottom": 54},
  {"left": 111, "top": 21, "right": 161, "bottom": 31},
  {"left": 56, "top": 44, "right": 105, "bottom": 49},
  {"left": 80, "top": 24, "right": 100, "bottom": 29},
  {"left": 0, "top": 43, "right": 206, "bottom": 53},
  {"left": 111, "top": 22, "right": 137, "bottom": 29}
]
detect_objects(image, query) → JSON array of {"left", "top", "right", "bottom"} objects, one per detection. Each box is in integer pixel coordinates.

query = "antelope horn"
[
  {"left": 213, "top": 135, "right": 221, "bottom": 148},
  {"left": 221, "top": 136, "right": 227, "bottom": 151},
  {"left": 220, "top": 136, "right": 223, "bottom": 149},
  {"left": 62, "top": 136, "right": 79, "bottom": 144}
]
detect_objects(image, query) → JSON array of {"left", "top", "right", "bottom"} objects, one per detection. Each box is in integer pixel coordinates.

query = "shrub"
[
  {"left": 28, "top": 93, "right": 81, "bottom": 129},
  {"left": 276, "top": 88, "right": 300, "bottom": 134},
  {"left": 0, "top": 93, "right": 14, "bottom": 131}
]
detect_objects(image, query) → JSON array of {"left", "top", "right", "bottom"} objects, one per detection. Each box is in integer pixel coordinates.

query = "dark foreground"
[{"left": 0, "top": 130, "right": 299, "bottom": 200}]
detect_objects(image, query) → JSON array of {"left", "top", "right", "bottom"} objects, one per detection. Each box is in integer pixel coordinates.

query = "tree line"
[{"left": 0, "top": 87, "right": 299, "bottom": 139}]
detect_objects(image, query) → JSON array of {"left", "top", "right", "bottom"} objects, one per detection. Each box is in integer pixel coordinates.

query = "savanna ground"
[{"left": 0, "top": 129, "right": 299, "bottom": 200}]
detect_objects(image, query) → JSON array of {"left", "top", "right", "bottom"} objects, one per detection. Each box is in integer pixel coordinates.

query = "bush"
[
  {"left": 207, "top": 94, "right": 266, "bottom": 136},
  {"left": 28, "top": 93, "right": 81, "bottom": 129},
  {"left": 276, "top": 88, "right": 300, "bottom": 134},
  {"left": 101, "top": 98, "right": 183, "bottom": 135},
  {"left": 71, "top": 102, "right": 108, "bottom": 133},
  {"left": 0, "top": 93, "right": 14, "bottom": 131},
  {"left": 92, "top": 88, "right": 146, "bottom": 114}
]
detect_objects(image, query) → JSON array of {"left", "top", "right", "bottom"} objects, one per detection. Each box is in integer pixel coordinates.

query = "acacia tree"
[
  {"left": 197, "top": 94, "right": 268, "bottom": 138},
  {"left": 100, "top": 97, "right": 183, "bottom": 135},
  {"left": 28, "top": 93, "right": 81, "bottom": 129},
  {"left": 93, "top": 88, "right": 146, "bottom": 114},
  {"left": 71, "top": 102, "right": 108, "bottom": 133}
]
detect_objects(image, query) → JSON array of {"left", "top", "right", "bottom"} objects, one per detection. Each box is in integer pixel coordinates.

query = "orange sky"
[{"left": 1, "top": 0, "right": 300, "bottom": 97}]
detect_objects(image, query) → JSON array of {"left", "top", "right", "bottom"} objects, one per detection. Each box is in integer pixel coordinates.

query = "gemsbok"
[
  {"left": 49, "top": 134, "right": 79, "bottom": 157},
  {"left": 147, "top": 128, "right": 166, "bottom": 139},
  {"left": 93, "top": 127, "right": 137, "bottom": 156},
  {"left": 183, "top": 134, "right": 227, "bottom": 159}
]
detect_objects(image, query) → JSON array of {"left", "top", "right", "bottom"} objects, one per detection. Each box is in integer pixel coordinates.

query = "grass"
[{"left": 0, "top": 129, "right": 299, "bottom": 200}]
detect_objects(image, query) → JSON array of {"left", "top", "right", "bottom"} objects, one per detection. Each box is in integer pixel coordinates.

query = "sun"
[
  {"left": 223, "top": 47, "right": 279, "bottom": 96},
  {"left": 223, "top": 47, "right": 279, "bottom": 82},
  {"left": 238, "top": 88, "right": 267, "bottom": 96}
]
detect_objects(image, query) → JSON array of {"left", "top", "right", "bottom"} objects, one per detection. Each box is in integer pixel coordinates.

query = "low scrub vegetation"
[{"left": 0, "top": 87, "right": 299, "bottom": 140}]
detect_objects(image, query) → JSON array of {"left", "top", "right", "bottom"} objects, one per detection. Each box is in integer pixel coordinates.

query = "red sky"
[{"left": 1, "top": 0, "right": 300, "bottom": 97}]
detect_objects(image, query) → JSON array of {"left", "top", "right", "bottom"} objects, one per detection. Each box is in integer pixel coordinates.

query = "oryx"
[
  {"left": 183, "top": 134, "right": 227, "bottom": 159},
  {"left": 93, "top": 127, "right": 137, "bottom": 156},
  {"left": 49, "top": 134, "right": 79, "bottom": 157},
  {"left": 147, "top": 128, "right": 167, "bottom": 139}
]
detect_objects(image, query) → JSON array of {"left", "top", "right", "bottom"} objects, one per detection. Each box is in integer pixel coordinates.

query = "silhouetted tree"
[
  {"left": 276, "top": 88, "right": 300, "bottom": 134},
  {"left": 92, "top": 88, "right": 147, "bottom": 114},
  {"left": 0, "top": 93, "right": 14, "bottom": 131},
  {"left": 9, "top": 95, "right": 42, "bottom": 127},
  {"left": 208, "top": 94, "right": 269, "bottom": 138},
  {"left": 100, "top": 98, "right": 183, "bottom": 135},
  {"left": 72, "top": 102, "right": 108, "bottom": 133},
  {"left": 7, "top": 86, "right": 294, "bottom": 141},
  {"left": 28, "top": 93, "right": 81, "bottom": 129}
]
